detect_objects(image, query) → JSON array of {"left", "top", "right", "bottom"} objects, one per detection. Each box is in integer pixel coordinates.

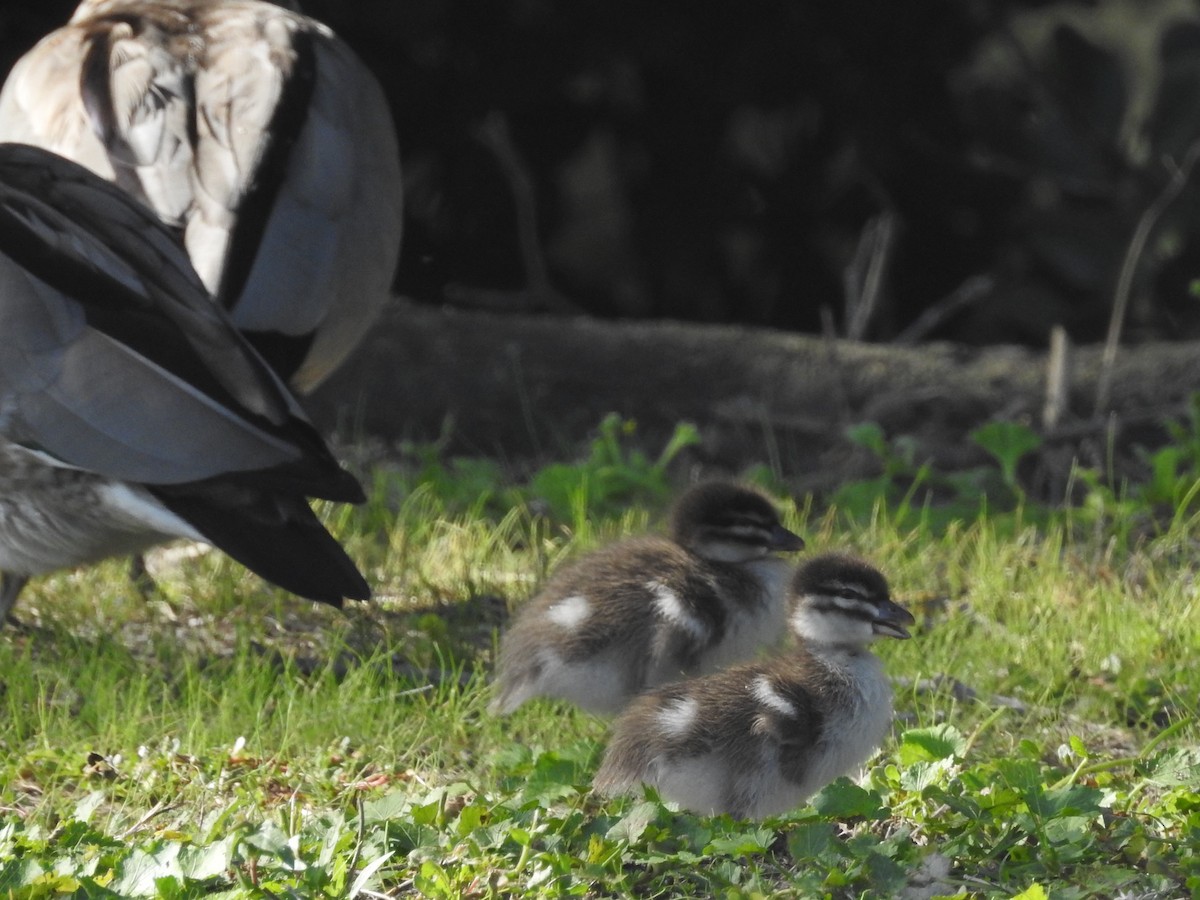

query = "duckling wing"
[
  {"left": 748, "top": 679, "right": 825, "bottom": 789},
  {"left": 646, "top": 570, "right": 728, "bottom": 677}
]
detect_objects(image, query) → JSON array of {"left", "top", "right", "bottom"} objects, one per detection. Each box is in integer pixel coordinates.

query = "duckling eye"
[
  {"left": 701, "top": 518, "right": 768, "bottom": 542},
  {"left": 728, "top": 521, "right": 768, "bottom": 536},
  {"left": 808, "top": 583, "right": 882, "bottom": 619},
  {"left": 822, "top": 580, "right": 870, "bottom": 603},
  {"left": 714, "top": 512, "right": 763, "bottom": 528}
]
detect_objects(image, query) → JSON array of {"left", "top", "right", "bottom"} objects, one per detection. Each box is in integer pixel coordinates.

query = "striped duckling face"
[
  {"left": 788, "top": 554, "right": 915, "bottom": 646},
  {"left": 670, "top": 482, "right": 805, "bottom": 564}
]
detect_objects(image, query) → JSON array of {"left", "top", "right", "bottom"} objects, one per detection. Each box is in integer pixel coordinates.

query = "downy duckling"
[
  {"left": 491, "top": 481, "right": 805, "bottom": 715},
  {"left": 593, "top": 553, "right": 914, "bottom": 819}
]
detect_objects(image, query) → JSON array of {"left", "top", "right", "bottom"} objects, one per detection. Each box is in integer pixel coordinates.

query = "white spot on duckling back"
[
  {"left": 546, "top": 594, "right": 590, "bottom": 630},
  {"left": 656, "top": 696, "right": 699, "bottom": 736},
  {"left": 751, "top": 674, "right": 797, "bottom": 717},
  {"left": 648, "top": 580, "right": 710, "bottom": 640}
]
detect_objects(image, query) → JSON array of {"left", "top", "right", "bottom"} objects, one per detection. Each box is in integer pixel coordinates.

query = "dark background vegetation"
[{"left": 5, "top": 0, "right": 1200, "bottom": 348}]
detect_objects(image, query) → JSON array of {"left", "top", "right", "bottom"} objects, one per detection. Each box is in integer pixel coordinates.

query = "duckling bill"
[{"left": 491, "top": 481, "right": 805, "bottom": 715}]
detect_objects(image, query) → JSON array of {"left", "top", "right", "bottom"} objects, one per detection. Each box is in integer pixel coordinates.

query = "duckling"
[
  {"left": 593, "top": 553, "right": 914, "bottom": 820},
  {"left": 0, "top": 143, "right": 369, "bottom": 624},
  {"left": 491, "top": 481, "right": 805, "bottom": 715},
  {"left": 0, "top": 0, "right": 403, "bottom": 393}
]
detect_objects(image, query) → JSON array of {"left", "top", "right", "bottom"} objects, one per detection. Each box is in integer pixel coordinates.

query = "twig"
[
  {"left": 395, "top": 683, "right": 435, "bottom": 698},
  {"left": 895, "top": 274, "right": 993, "bottom": 344},
  {"left": 1095, "top": 136, "right": 1200, "bottom": 416},
  {"left": 350, "top": 793, "right": 366, "bottom": 874},
  {"left": 843, "top": 210, "right": 898, "bottom": 341},
  {"left": 819, "top": 304, "right": 839, "bottom": 340},
  {"left": 117, "top": 800, "right": 176, "bottom": 840},
  {"left": 472, "top": 112, "right": 580, "bottom": 314},
  {"left": 1042, "top": 325, "right": 1070, "bottom": 430}
]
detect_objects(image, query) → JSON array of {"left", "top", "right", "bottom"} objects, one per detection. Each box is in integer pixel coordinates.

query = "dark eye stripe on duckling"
[
  {"left": 808, "top": 592, "right": 883, "bottom": 621},
  {"left": 698, "top": 522, "right": 774, "bottom": 544},
  {"left": 823, "top": 579, "right": 879, "bottom": 602},
  {"left": 714, "top": 507, "right": 776, "bottom": 526}
]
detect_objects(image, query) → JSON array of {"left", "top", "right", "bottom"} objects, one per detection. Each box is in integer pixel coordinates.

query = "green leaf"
[
  {"left": 705, "top": 825, "right": 775, "bottom": 856},
  {"left": 1041, "top": 814, "right": 1094, "bottom": 851},
  {"left": 178, "top": 837, "right": 234, "bottom": 881},
  {"left": 785, "top": 821, "right": 835, "bottom": 860},
  {"left": 863, "top": 849, "right": 908, "bottom": 893},
  {"left": 521, "top": 747, "right": 594, "bottom": 802},
  {"left": 970, "top": 421, "right": 1042, "bottom": 486},
  {"left": 606, "top": 801, "right": 661, "bottom": 844},
  {"left": 73, "top": 791, "right": 106, "bottom": 823},
  {"left": 26, "top": 872, "right": 83, "bottom": 895},
  {"left": 361, "top": 790, "right": 412, "bottom": 823},
  {"left": 0, "top": 860, "right": 45, "bottom": 891},
  {"left": 349, "top": 850, "right": 394, "bottom": 898},
  {"left": 831, "top": 477, "right": 892, "bottom": 521},
  {"left": 993, "top": 758, "right": 1043, "bottom": 794},
  {"left": 1011, "top": 884, "right": 1049, "bottom": 900},
  {"left": 811, "top": 779, "right": 885, "bottom": 819},
  {"left": 112, "top": 846, "right": 183, "bottom": 898},
  {"left": 898, "top": 724, "right": 967, "bottom": 764},
  {"left": 655, "top": 421, "right": 701, "bottom": 469},
  {"left": 845, "top": 422, "right": 888, "bottom": 457},
  {"left": 899, "top": 761, "right": 951, "bottom": 793},
  {"left": 1143, "top": 748, "right": 1200, "bottom": 787},
  {"left": 242, "top": 820, "right": 292, "bottom": 856},
  {"left": 414, "top": 860, "right": 454, "bottom": 897},
  {"left": 1026, "top": 784, "right": 1103, "bottom": 819},
  {"left": 454, "top": 802, "right": 485, "bottom": 836}
]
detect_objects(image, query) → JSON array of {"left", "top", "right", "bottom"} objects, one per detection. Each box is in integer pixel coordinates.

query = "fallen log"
[{"left": 307, "top": 301, "right": 1200, "bottom": 488}]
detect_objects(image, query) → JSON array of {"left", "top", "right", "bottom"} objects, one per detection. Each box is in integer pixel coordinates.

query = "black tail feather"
[{"left": 151, "top": 486, "right": 369, "bottom": 606}]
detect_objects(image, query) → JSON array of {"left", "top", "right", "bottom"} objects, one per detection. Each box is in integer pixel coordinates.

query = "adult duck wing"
[{"left": 0, "top": 144, "right": 368, "bottom": 604}]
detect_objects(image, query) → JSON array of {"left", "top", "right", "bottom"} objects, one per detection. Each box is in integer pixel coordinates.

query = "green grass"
[{"left": 4, "top": 430, "right": 1200, "bottom": 897}]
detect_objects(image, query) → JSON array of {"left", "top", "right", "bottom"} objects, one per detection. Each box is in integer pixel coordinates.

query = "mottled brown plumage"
[
  {"left": 491, "top": 482, "right": 804, "bottom": 715},
  {"left": 594, "top": 553, "right": 914, "bottom": 819}
]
